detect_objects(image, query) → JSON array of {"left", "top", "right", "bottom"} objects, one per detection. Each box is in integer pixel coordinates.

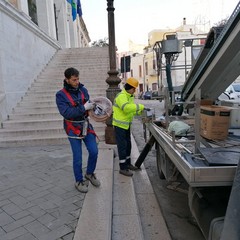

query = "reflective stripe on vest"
[{"left": 112, "top": 117, "right": 130, "bottom": 125}]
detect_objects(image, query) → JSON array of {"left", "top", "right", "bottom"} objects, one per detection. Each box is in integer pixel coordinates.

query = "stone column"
[
  {"left": 105, "top": 0, "right": 121, "bottom": 144},
  {"left": 68, "top": 20, "right": 78, "bottom": 48},
  {"left": 54, "top": 0, "right": 70, "bottom": 48},
  {"left": 66, "top": 3, "right": 78, "bottom": 48},
  {"left": 35, "top": 0, "right": 57, "bottom": 39},
  {"left": 17, "top": 0, "right": 29, "bottom": 15}
]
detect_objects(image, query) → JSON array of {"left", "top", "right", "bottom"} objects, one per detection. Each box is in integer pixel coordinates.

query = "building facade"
[
  {"left": 0, "top": 0, "right": 90, "bottom": 122},
  {"left": 7, "top": 0, "right": 90, "bottom": 48}
]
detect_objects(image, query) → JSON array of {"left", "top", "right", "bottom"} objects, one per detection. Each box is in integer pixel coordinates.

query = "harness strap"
[
  {"left": 62, "top": 88, "right": 77, "bottom": 106},
  {"left": 61, "top": 88, "right": 98, "bottom": 138},
  {"left": 61, "top": 88, "right": 82, "bottom": 135}
]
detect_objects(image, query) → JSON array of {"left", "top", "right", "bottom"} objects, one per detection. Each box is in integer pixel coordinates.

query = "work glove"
[
  {"left": 84, "top": 100, "right": 95, "bottom": 110},
  {"left": 144, "top": 107, "right": 151, "bottom": 111}
]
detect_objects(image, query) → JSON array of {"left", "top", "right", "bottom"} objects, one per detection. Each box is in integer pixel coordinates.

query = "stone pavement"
[
  {"left": 0, "top": 138, "right": 171, "bottom": 240},
  {"left": 0, "top": 144, "right": 83, "bottom": 240}
]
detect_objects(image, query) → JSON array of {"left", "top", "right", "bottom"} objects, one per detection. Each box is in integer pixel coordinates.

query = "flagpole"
[{"left": 105, "top": 0, "right": 121, "bottom": 144}]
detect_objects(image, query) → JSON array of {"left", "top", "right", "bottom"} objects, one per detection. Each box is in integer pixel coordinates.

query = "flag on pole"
[
  {"left": 67, "top": 0, "right": 77, "bottom": 21},
  {"left": 71, "top": 0, "right": 77, "bottom": 21}
]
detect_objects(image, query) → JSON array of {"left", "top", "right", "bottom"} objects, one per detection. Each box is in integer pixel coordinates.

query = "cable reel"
[{"left": 89, "top": 97, "right": 112, "bottom": 122}]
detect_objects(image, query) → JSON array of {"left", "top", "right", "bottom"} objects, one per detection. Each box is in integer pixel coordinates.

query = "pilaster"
[
  {"left": 35, "top": 0, "right": 56, "bottom": 39},
  {"left": 17, "top": 0, "right": 28, "bottom": 15}
]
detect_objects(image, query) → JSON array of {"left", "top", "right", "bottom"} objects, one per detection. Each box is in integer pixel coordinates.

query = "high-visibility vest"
[{"left": 112, "top": 89, "right": 144, "bottom": 130}]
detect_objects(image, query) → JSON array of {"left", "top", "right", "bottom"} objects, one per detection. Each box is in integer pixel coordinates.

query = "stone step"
[
  {"left": 51, "top": 58, "right": 108, "bottom": 62},
  {"left": 2, "top": 118, "right": 63, "bottom": 129},
  {"left": 25, "top": 87, "right": 107, "bottom": 95},
  {"left": 25, "top": 90, "right": 57, "bottom": 95},
  {"left": 32, "top": 77, "right": 108, "bottom": 81},
  {"left": 17, "top": 100, "right": 57, "bottom": 106},
  {"left": 0, "top": 126, "right": 65, "bottom": 137},
  {"left": 0, "top": 123, "right": 104, "bottom": 134},
  {"left": 0, "top": 131, "right": 105, "bottom": 147},
  {"left": 13, "top": 106, "right": 58, "bottom": 113},
  {"left": 39, "top": 64, "right": 109, "bottom": 70},
  {"left": 30, "top": 83, "right": 108, "bottom": 90},
  {"left": 0, "top": 47, "right": 109, "bottom": 147},
  {"left": 0, "top": 126, "right": 105, "bottom": 138},
  {"left": 19, "top": 92, "right": 106, "bottom": 103},
  {"left": 2, "top": 118, "right": 105, "bottom": 129},
  {"left": 0, "top": 135, "right": 68, "bottom": 148},
  {"left": 73, "top": 147, "right": 114, "bottom": 240},
  {"left": 7, "top": 112, "right": 62, "bottom": 120},
  {"left": 37, "top": 73, "right": 108, "bottom": 79},
  {"left": 73, "top": 137, "right": 145, "bottom": 240},
  {"left": 52, "top": 57, "right": 109, "bottom": 61},
  {"left": 30, "top": 82, "right": 107, "bottom": 88},
  {"left": 50, "top": 59, "right": 109, "bottom": 63},
  {"left": 55, "top": 52, "right": 109, "bottom": 56}
]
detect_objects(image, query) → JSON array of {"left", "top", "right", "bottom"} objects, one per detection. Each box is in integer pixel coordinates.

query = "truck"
[{"left": 136, "top": 2, "right": 240, "bottom": 240}]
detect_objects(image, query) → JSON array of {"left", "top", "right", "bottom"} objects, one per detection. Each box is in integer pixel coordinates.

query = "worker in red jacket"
[{"left": 56, "top": 67, "right": 100, "bottom": 193}]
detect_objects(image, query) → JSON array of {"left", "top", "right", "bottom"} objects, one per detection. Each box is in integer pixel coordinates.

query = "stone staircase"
[
  {"left": 0, "top": 47, "right": 172, "bottom": 240},
  {"left": 0, "top": 47, "right": 109, "bottom": 147}
]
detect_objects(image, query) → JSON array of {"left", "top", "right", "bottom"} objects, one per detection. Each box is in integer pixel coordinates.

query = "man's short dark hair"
[{"left": 64, "top": 67, "right": 79, "bottom": 79}]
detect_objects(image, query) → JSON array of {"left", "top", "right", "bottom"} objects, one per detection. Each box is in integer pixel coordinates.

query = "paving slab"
[{"left": 0, "top": 144, "right": 88, "bottom": 240}]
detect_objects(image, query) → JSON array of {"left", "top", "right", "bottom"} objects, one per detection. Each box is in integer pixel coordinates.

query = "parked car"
[
  {"left": 142, "top": 91, "right": 152, "bottom": 100},
  {"left": 224, "top": 83, "right": 240, "bottom": 100},
  {"left": 151, "top": 91, "right": 159, "bottom": 98}
]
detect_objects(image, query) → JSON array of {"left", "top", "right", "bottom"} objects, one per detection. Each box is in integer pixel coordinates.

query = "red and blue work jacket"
[{"left": 56, "top": 82, "right": 95, "bottom": 137}]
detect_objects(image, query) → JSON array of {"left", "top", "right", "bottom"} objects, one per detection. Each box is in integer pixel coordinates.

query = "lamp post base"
[{"left": 105, "top": 125, "right": 116, "bottom": 144}]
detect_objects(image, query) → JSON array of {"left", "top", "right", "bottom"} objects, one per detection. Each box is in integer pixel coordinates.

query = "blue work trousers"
[
  {"left": 114, "top": 126, "right": 131, "bottom": 170},
  {"left": 68, "top": 131, "right": 98, "bottom": 182}
]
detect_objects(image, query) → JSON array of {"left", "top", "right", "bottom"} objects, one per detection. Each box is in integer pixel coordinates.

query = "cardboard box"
[
  {"left": 200, "top": 99, "right": 214, "bottom": 106},
  {"left": 200, "top": 105, "right": 230, "bottom": 140}
]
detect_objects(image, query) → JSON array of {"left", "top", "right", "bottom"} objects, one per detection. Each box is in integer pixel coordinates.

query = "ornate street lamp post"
[{"left": 105, "top": 0, "right": 121, "bottom": 144}]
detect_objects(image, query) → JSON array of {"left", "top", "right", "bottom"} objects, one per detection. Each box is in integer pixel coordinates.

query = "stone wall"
[{"left": 0, "top": 0, "right": 61, "bottom": 122}]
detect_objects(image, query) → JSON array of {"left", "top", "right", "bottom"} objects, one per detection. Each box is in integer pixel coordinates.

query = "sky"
[{"left": 80, "top": 0, "right": 239, "bottom": 52}]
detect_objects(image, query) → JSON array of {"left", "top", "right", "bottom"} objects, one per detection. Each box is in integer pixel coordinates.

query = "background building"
[{"left": 122, "top": 18, "right": 208, "bottom": 98}]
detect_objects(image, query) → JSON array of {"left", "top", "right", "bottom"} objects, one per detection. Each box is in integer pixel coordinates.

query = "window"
[
  {"left": 28, "top": 0, "right": 38, "bottom": 25},
  {"left": 139, "top": 65, "right": 142, "bottom": 78},
  {"left": 153, "top": 59, "right": 156, "bottom": 70},
  {"left": 145, "top": 62, "right": 148, "bottom": 76},
  {"left": 152, "top": 83, "right": 157, "bottom": 91}
]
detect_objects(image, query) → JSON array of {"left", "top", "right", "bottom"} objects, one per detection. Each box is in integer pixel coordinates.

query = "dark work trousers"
[{"left": 114, "top": 126, "right": 131, "bottom": 170}]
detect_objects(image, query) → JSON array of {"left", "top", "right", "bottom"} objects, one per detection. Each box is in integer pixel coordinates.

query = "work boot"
[
  {"left": 75, "top": 180, "right": 88, "bottom": 193},
  {"left": 127, "top": 164, "right": 140, "bottom": 171},
  {"left": 85, "top": 173, "right": 101, "bottom": 187},
  {"left": 119, "top": 169, "right": 133, "bottom": 177}
]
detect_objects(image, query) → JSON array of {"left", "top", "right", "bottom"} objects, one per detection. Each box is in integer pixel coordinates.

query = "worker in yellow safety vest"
[{"left": 113, "top": 77, "right": 145, "bottom": 177}]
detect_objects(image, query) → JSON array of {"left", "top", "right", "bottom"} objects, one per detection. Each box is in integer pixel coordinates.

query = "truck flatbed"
[{"left": 147, "top": 121, "right": 240, "bottom": 187}]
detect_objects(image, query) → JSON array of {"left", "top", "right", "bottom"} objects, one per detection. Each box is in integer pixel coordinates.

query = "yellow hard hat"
[{"left": 126, "top": 77, "right": 139, "bottom": 88}]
